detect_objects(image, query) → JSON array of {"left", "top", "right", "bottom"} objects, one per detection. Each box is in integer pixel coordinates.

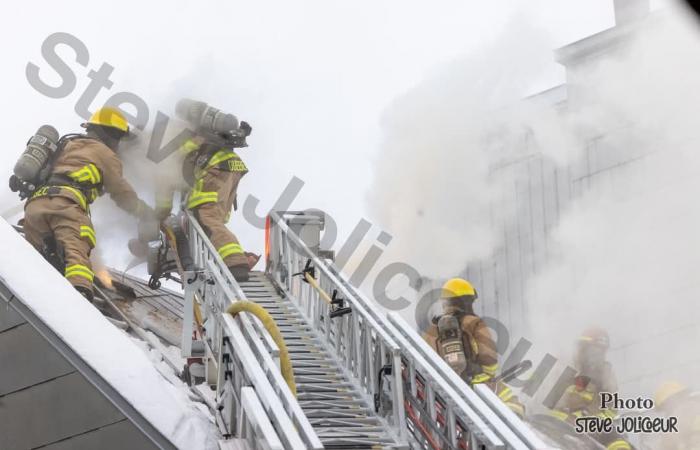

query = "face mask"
[
  {"left": 577, "top": 344, "right": 606, "bottom": 375},
  {"left": 441, "top": 298, "right": 474, "bottom": 316},
  {"left": 87, "top": 126, "right": 123, "bottom": 152}
]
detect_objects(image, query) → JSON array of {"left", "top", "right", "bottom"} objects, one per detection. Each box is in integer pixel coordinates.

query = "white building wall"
[{"left": 466, "top": 109, "right": 700, "bottom": 401}]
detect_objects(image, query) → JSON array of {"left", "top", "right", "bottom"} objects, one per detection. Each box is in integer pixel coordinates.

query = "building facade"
[{"left": 456, "top": 0, "right": 700, "bottom": 402}]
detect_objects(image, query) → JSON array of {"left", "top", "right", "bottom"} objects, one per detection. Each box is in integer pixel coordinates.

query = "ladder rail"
[
  {"left": 183, "top": 212, "right": 324, "bottom": 450},
  {"left": 268, "top": 212, "right": 406, "bottom": 435},
  {"left": 268, "top": 211, "right": 522, "bottom": 449},
  {"left": 389, "top": 314, "right": 547, "bottom": 450},
  {"left": 267, "top": 277, "right": 407, "bottom": 449},
  {"left": 216, "top": 314, "right": 304, "bottom": 449},
  {"left": 331, "top": 260, "right": 550, "bottom": 449},
  {"left": 270, "top": 212, "right": 403, "bottom": 422},
  {"left": 176, "top": 207, "right": 549, "bottom": 449},
  {"left": 239, "top": 386, "right": 285, "bottom": 450},
  {"left": 291, "top": 213, "right": 551, "bottom": 449},
  {"left": 474, "top": 384, "right": 549, "bottom": 449}
]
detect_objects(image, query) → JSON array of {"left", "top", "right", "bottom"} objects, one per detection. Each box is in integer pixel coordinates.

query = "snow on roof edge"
[{"left": 0, "top": 219, "right": 217, "bottom": 450}]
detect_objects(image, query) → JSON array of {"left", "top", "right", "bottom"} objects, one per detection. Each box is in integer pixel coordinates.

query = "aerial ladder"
[{"left": 146, "top": 209, "right": 552, "bottom": 450}]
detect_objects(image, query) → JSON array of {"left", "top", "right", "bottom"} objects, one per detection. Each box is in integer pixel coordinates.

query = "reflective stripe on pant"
[
  {"left": 65, "top": 264, "right": 94, "bottom": 283},
  {"left": 505, "top": 401, "right": 525, "bottom": 418},
  {"left": 495, "top": 381, "right": 525, "bottom": 418},
  {"left": 483, "top": 363, "right": 498, "bottom": 377},
  {"left": 472, "top": 373, "right": 491, "bottom": 384},
  {"left": 23, "top": 196, "right": 96, "bottom": 291},
  {"left": 190, "top": 168, "right": 247, "bottom": 267},
  {"left": 218, "top": 242, "right": 244, "bottom": 260},
  {"left": 498, "top": 385, "right": 514, "bottom": 402}
]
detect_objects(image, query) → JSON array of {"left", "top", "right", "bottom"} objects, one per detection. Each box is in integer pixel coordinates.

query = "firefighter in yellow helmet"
[
  {"left": 22, "top": 107, "right": 155, "bottom": 300},
  {"left": 653, "top": 381, "right": 700, "bottom": 449},
  {"left": 550, "top": 327, "right": 632, "bottom": 450},
  {"left": 154, "top": 115, "right": 257, "bottom": 282},
  {"left": 423, "top": 278, "right": 525, "bottom": 418}
]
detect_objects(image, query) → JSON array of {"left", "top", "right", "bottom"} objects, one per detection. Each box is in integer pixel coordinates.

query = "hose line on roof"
[{"left": 226, "top": 301, "right": 296, "bottom": 397}]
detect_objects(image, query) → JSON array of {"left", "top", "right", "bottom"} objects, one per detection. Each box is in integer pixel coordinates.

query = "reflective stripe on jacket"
[
  {"left": 186, "top": 145, "right": 248, "bottom": 210},
  {"left": 31, "top": 138, "right": 144, "bottom": 216}
]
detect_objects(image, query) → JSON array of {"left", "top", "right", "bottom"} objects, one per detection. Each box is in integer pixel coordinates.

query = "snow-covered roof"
[{"left": 0, "top": 219, "right": 217, "bottom": 450}]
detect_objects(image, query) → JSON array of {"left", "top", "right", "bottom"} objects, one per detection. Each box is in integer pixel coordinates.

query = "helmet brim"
[{"left": 82, "top": 122, "right": 131, "bottom": 137}]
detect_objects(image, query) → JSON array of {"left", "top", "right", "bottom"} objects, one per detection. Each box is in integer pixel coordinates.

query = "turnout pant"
[
  {"left": 23, "top": 195, "right": 96, "bottom": 292},
  {"left": 190, "top": 168, "right": 248, "bottom": 268}
]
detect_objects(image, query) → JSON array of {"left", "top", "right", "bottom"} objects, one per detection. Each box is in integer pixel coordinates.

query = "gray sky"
[{"left": 0, "top": 0, "right": 638, "bottom": 264}]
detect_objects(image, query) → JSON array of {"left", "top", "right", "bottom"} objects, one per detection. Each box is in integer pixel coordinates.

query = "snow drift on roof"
[{"left": 0, "top": 219, "right": 218, "bottom": 450}]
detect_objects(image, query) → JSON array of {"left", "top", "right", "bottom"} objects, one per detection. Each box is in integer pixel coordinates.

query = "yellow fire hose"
[
  {"left": 193, "top": 296, "right": 204, "bottom": 328},
  {"left": 162, "top": 222, "right": 296, "bottom": 395},
  {"left": 226, "top": 301, "right": 297, "bottom": 397}
]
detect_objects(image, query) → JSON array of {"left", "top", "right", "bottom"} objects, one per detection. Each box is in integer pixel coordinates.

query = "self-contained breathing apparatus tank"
[
  {"left": 175, "top": 99, "right": 251, "bottom": 148},
  {"left": 9, "top": 125, "right": 60, "bottom": 199},
  {"left": 437, "top": 314, "right": 467, "bottom": 375}
]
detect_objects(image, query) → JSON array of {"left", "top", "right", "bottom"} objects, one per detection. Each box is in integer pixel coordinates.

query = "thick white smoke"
[
  {"left": 368, "top": 18, "right": 564, "bottom": 279},
  {"left": 89, "top": 114, "right": 192, "bottom": 272},
  {"left": 370, "top": 1, "right": 700, "bottom": 413},
  {"left": 526, "top": 7, "right": 700, "bottom": 397}
]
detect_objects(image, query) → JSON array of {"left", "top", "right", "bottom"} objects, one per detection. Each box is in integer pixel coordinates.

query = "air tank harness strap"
[
  {"left": 226, "top": 301, "right": 296, "bottom": 396},
  {"left": 31, "top": 185, "right": 89, "bottom": 212}
]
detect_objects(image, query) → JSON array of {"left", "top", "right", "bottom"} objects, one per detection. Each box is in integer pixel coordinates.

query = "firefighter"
[
  {"left": 550, "top": 327, "right": 632, "bottom": 450},
  {"left": 22, "top": 107, "right": 155, "bottom": 300},
  {"left": 155, "top": 123, "right": 257, "bottom": 282},
  {"left": 423, "top": 278, "right": 525, "bottom": 417},
  {"left": 654, "top": 381, "right": 700, "bottom": 449}
]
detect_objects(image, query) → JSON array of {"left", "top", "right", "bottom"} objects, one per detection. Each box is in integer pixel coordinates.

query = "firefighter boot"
[
  {"left": 75, "top": 285, "right": 94, "bottom": 302},
  {"left": 229, "top": 264, "right": 250, "bottom": 283},
  {"left": 246, "top": 252, "right": 261, "bottom": 269}
]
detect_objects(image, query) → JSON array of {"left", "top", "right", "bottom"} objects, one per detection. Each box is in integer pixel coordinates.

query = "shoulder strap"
[
  {"left": 37, "top": 134, "right": 84, "bottom": 183},
  {"left": 57, "top": 133, "right": 87, "bottom": 150},
  {"left": 195, "top": 143, "right": 222, "bottom": 168},
  {"left": 53, "top": 134, "right": 87, "bottom": 161}
]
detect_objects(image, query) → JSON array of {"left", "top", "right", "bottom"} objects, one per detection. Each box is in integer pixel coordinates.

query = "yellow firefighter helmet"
[
  {"left": 578, "top": 326, "right": 610, "bottom": 349},
  {"left": 84, "top": 107, "right": 129, "bottom": 133},
  {"left": 441, "top": 278, "right": 477, "bottom": 299}
]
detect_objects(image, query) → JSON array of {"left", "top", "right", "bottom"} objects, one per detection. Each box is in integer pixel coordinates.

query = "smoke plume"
[
  {"left": 368, "top": 17, "right": 563, "bottom": 279},
  {"left": 526, "top": 7, "right": 700, "bottom": 398},
  {"left": 370, "top": 2, "right": 700, "bottom": 413}
]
